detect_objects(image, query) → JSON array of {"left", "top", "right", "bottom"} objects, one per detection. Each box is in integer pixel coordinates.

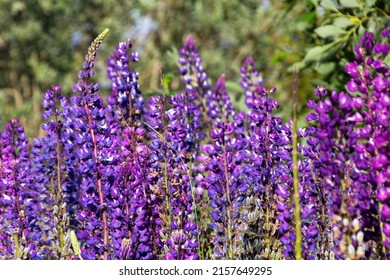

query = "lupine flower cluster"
[{"left": 0, "top": 22, "right": 389, "bottom": 260}]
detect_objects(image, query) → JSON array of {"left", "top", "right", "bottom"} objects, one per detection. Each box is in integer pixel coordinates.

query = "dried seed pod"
[
  {"left": 340, "top": 242, "right": 347, "bottom": 254},
  {"left": 356, "top": 231, "right": 364, "bottom": 243},
  {"left": 159, "top": 231, "right": 167, "bottom": 239},
  {"left": 352, "top": 219, "right": 360, "bottom": 232},
  {"left": 342, "top": 218, "right": 349, "bottom": 227},
  {"left": 22, "top": 247, "right": 30, "bottom": 258},
  {"left": 356, "top": 246, "right": 365, "bottom": 258},
  {"left": 347, "top": 244, "right": 355, "bottom": 257},
  {"left": 65, "top": 234, "right": 71, "bottom": 244},
  {"left": 333, "top": 226, "right": 341, "bottom": 239},
  {"left": 270, "top": 251, "right": 276, "bottom": 259}
]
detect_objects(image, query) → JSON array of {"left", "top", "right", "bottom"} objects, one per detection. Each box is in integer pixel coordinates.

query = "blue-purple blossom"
[
  {"left": 0, "top": 119, "right": 38, "bottom": 259},
  {"left": 303, "top": 28, "right": 389, "bottom": 259}
]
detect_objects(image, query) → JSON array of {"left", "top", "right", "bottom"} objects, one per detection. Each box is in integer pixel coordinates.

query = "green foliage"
[
  {"left": 0, "top": 0, "right": 388, "bottom": 137},
  {"left": 0, "top": 0, "right": 137, "bottom": 136},
  {"left": 297, "top": 0, "right": 389, "bottom": 88}
]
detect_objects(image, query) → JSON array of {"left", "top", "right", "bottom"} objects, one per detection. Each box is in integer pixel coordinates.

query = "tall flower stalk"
[
  {"left": 70, "top": 29, "right": 110, "bottom": 259},
  {"left": 292, "top": 69, "right": 302, "bottom": 260},
  {"left": 0, "top": 119, "right": 36, "bottom": 259}
]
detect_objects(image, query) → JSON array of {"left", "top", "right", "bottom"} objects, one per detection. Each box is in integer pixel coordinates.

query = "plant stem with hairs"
[{"left": 292, "top": 68, "right": 302, "bottom": 260}]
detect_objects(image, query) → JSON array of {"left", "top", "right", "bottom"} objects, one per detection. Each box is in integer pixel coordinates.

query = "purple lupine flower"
[
  {"left": 240, "top": 56, "right": 264, "bottom": 108},
  {"left": 299, "top": 116, "right": 333, "bottom": 260},
  {"left": 32, "top": 85, "right": 82, "bottom": 259},
  {"left": 239, "top": 57, "right": 293, "bottom": 258},
  {"left": 145, "top": 93, "right": 200, "bottom": 259},
  {"left": 179, "top": 35, "right": 212, "bottom": 101},
  {"left": 371, "top": 24, "right": 390, "bottom": 259},
  {"left": 164, "top": 229, "right": 198, "bottom": 260},
  {"left": 60, "top": 95, "right": 82, "bottom": 230},
  {"left": 33, "top": 86, "right": 65, "bottom": 256},
  {"left": 208, "top": 74, "right": 236, "bottom": 122},
  {"left": 305, "top": 86, "right": 368, "bottom": 259},
  {"left": 304, "top": 28, "right": 389, "bottom": 259},
  {"left": 117, "top": 127, "right": 159, "bottom": 260},
  {"left": 105, "top": 39, "right": 146, "bottom": 258},
  {"left": 144, "top": 95, "right": 169, "bottom": 256},
  {"left": 106, "top": 39, "right": 144, "bottom": 128},
  {"left": 178, "top": 35, "right": 209, "bottom": 137},
  {"left": 69, "top": 29, "right": 112, "bottom": 259},
  {"left": 199, "top": 121, "right": 241, "bottom": 259},
  {"left": 161, "top": 92, "right": 199, "bottom": 260},
  {"left": 0, "top": 119, "right": 37, "bottom": 259}
]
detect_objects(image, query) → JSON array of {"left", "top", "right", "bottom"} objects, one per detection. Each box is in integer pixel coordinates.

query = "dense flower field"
[{"left": 0, "top": 21, "right": 389, "bottom": 260}]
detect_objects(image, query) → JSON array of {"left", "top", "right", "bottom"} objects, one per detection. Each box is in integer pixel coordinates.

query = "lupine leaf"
[
  {"left": 315, "top": 25, "right": 346, "bottom": 39},
  {"left": 320, "top": 0, "right": 337, "bottom": 11},
  {"left": 162, "top": 72, "right": 175, "bottom": 96},
  {"left": 333, "top": 17, "right": 355, "bottom": 29},
  {"left": 365, "top": 0, "right": 376, "bottom": 7},
  {"left": 304, "top": 44, "right": 331, "bottom": 62},
  {"left": 384, "top": 54, "right": 390, "bottom": 66},
  {"left": 340, "top": 0, "right": 361, "bottom": 8},
  {"left": 316, "top": 62, "right": 336, "bottom": 75},
  {"left": 311, "top": 0, "right": 320, "bottom": 6}
]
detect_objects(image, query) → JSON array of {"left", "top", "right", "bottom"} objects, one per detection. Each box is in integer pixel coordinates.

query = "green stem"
[
  {"left": 222, "top": 145, "right": 233, "bottom": 259},
  {"left": 265, "top": 187, "right": 271, "bottom": 253},
  {"left": 83, "top": 99, "right": 108, "bottom": 260},
  {"left": 378, "top": 202, "right": 387, "bottom": 259},
  {"left": 292, "top": 68, "right": 302, "bottom": 260},
  {"left": 163, "top": 153, "right": 172, "bottom": 231},
  {"left": 54, "top": 105, "right": 65, "bottom": 256},
  {"left": 13, "top": 231, "right": 22, "bottom": 259}
]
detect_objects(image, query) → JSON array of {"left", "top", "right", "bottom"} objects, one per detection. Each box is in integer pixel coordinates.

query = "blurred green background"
[{"left": 0, "top": 0, "right": 388, "bottom": 137}]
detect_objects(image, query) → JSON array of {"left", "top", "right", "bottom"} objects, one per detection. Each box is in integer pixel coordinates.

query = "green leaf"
[
  {"left": 11, "top": 1, "right": 25, "bottom": 15},
  {"left": 226, "top": 80, "right": 243, "bottom": 95},
  {"left": 311, "top": 0, "right": 320, "bottom": 6},
  {"left": 365, "top": 0, "right": 376, "bottom": 7},
  {"left": 367, "top": 17, "right": 378, "bottom": 32},
  {"left": 304, "top": 44, "right": 332, "bottom": 62},
  {"left": 333, "top": 17, "right": 355, "bottom": 28},
  {"left": 234, "top": 95, "right": 248, "bottom": 113},
  {"left": 340, "top": 0, "right": 361, "bottom": 8},
  {"left": 315, "top": 25, "right": 346, "bottom": 38},
  {"left": 358, "top": 25, "right": 366, "bottom": 35},
  {"left": 383, "top": 54, "right": 390, "bottom": 67},
  {"left": 320, "top": 0, "right": 337, "bottom": 11},
  {"left": 161, "top": 72, "right": 174, "bottom": 96},
  {"left": 70, "top": 230, "right": 82, "bottom": 258},
  {"left": 287, "top": 61, "right": 306, "bottom": 73},
  {"left": 271, "top": 50, "right": 288, "bottom": 64},
  {"left": 315, "top": 62, "right": 336, "bottom": 75}
]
